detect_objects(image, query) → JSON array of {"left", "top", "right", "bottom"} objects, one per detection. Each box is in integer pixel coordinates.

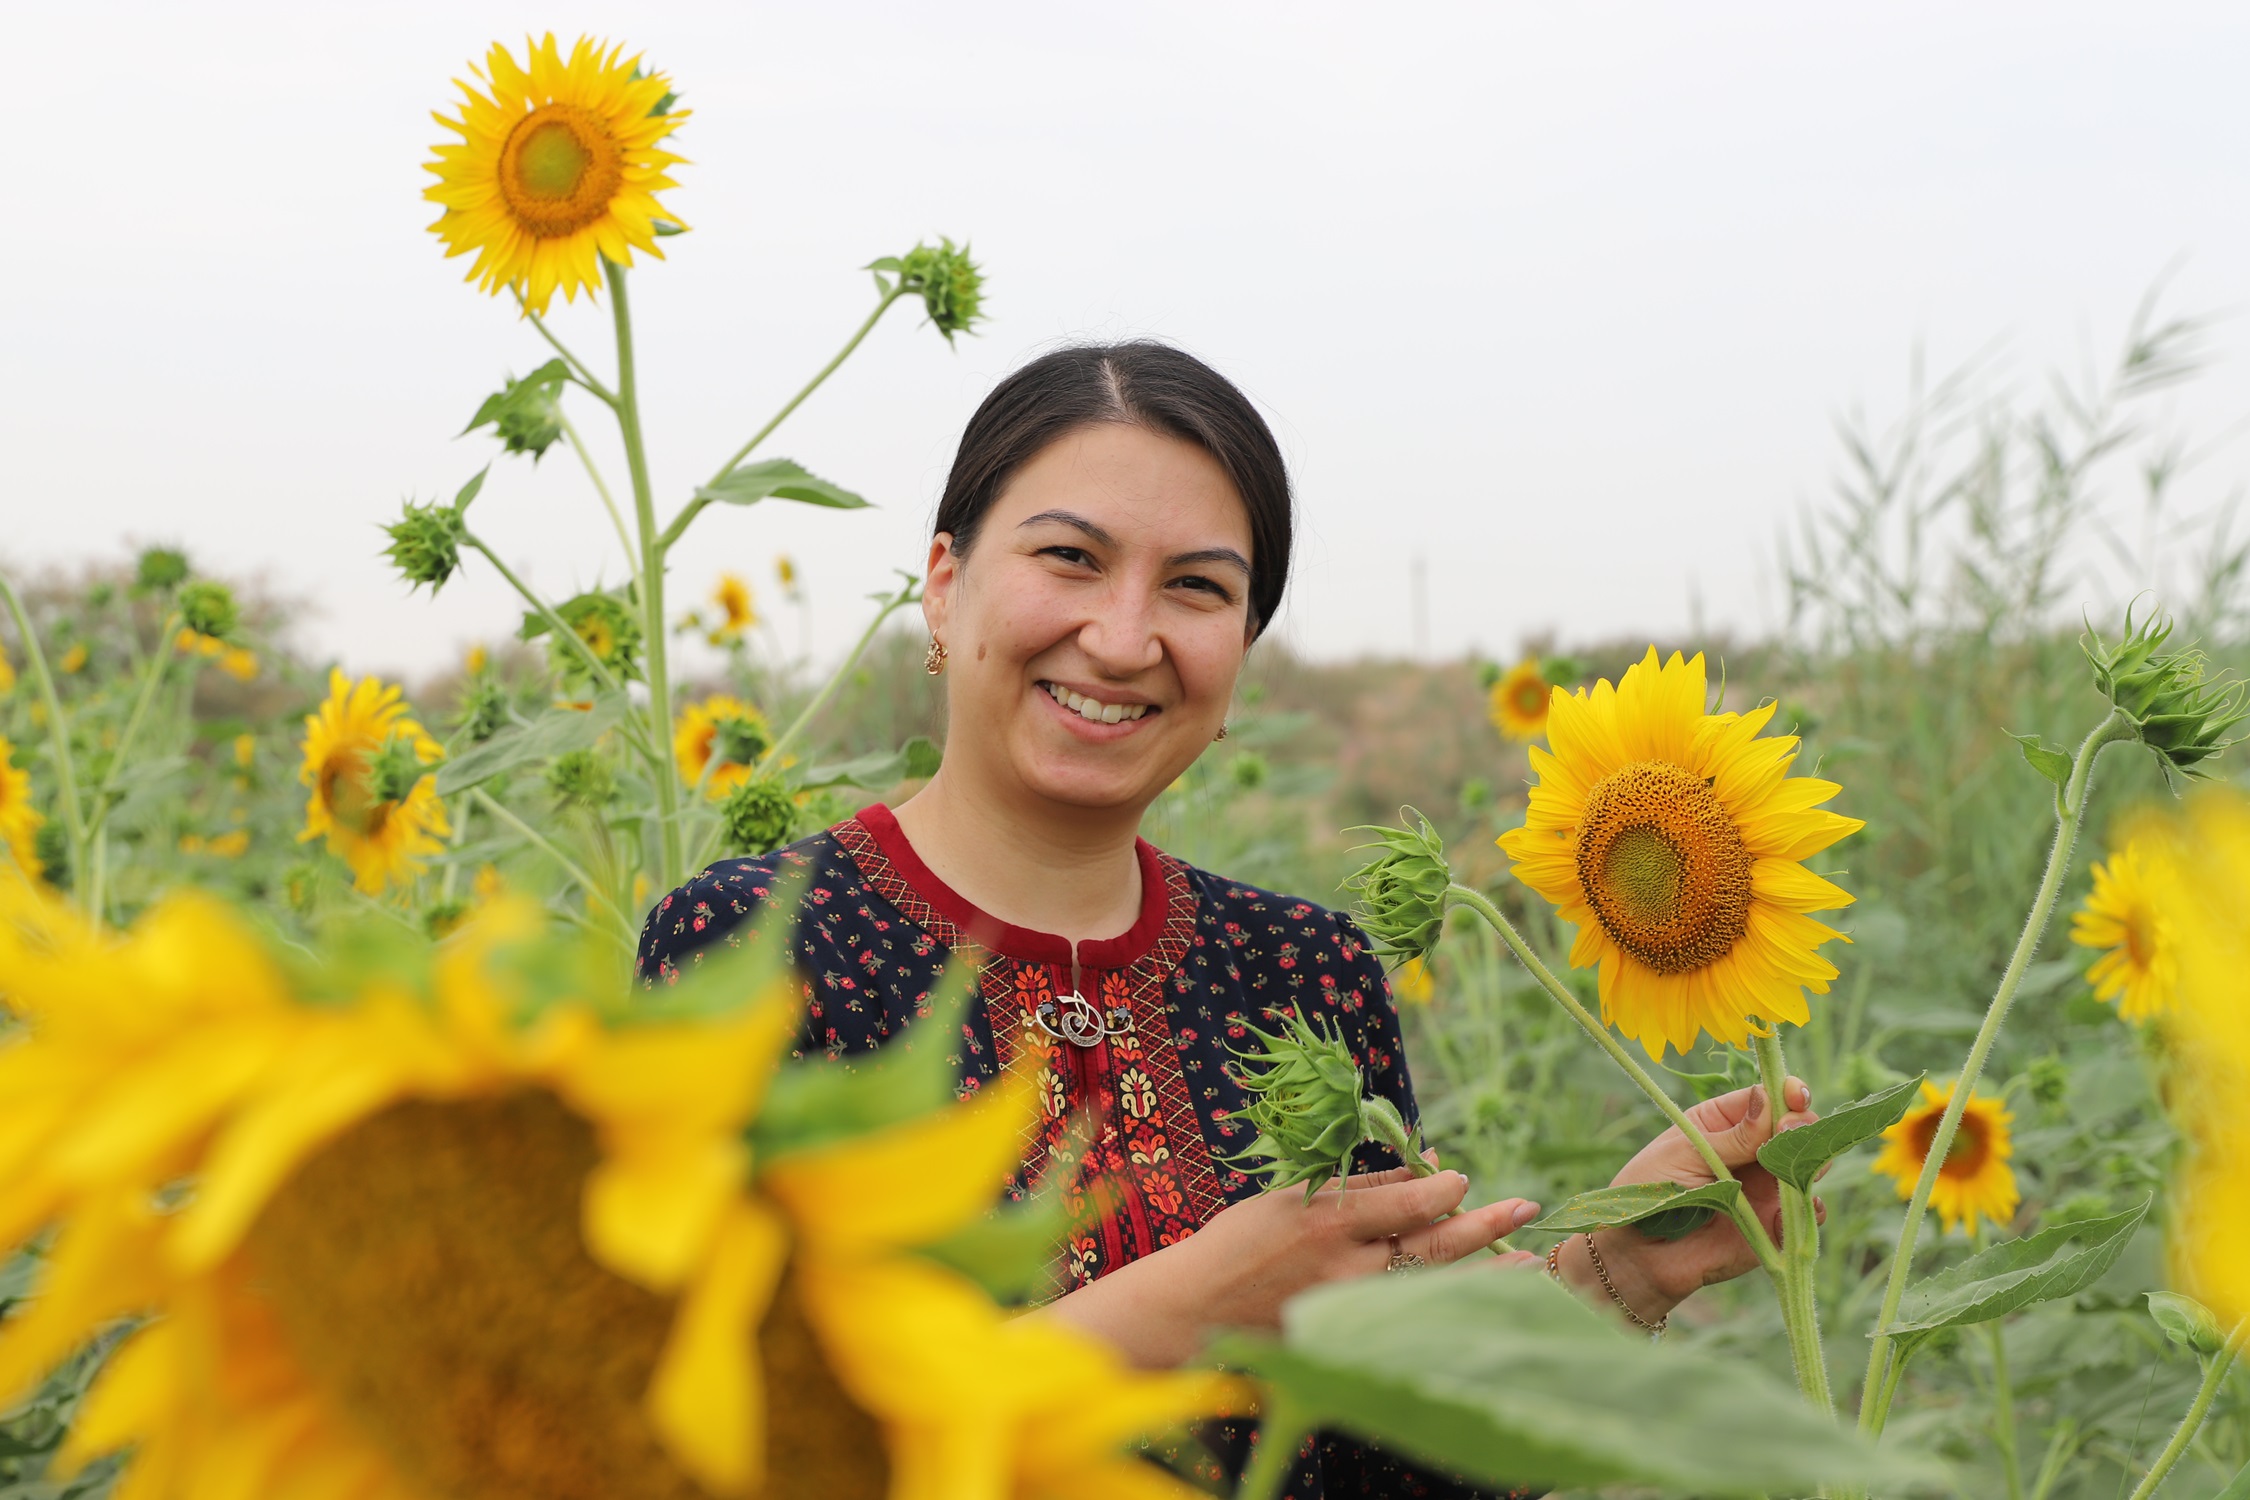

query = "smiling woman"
[{"left": 636, "top": 343, "right": 1814, "bottom": 1499}]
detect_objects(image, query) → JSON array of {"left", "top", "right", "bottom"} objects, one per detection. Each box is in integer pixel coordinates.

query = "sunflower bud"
[
  {"left": 524, "top": 590, "right": 644, "bottom": 687},
  {"left": 384, "top": 500, "right": 469, "bottom": 595},
  {"left": 1228, "top": 751, "right": 1269, "bottom": 791},
  {"left": 464, "top": 360, "right": 569, "bottom": 460},
  {"left": 1226, "top": 1010, "right": 1423, "bottom": 1200},
  {"left": 2083, "top": 608, "right": 2248, "bottom": 780},
  {"left": 453, "top": 674, "right": 509, "bottom": 744},
  {"left": 1342, "top": 810, "right": 1453, "bottom": 966},
  {"left": 546, "top": 748, "right": 616, "bottom": 810},
  {"left": 720, "top": 774, "right": 798, "bottom": 856},
  {"left": 366, "top": 735, "right": 431, "bottom": 806},
  {"left": 714, "top": 713, "right": 773, "bottom": 767},
  {"left": 178, "top": 580, "right": 240, "bottom": 642},
  {"left": 871, "top": 237, "right": 986, "bottom": 343},
  {"left": 134, "top": 547, "right": 190, "bottom": 594}
]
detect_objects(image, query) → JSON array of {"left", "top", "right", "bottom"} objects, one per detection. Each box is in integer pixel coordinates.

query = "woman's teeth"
[{"left": 1042, "top": 682, "right": 1151, "bottom": 724}]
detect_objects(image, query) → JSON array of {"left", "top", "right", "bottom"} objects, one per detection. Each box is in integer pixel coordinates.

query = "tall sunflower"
[
  {"left": 1488, "top": 659, "right": 1553, "bottom": 742},
  {"left": 0, "top": 735, "right": 41, "bottom": 877},
  {"left": 0, "top": 889, "right": 1235, "bottom": 1500},
  {"left": 425, "top": 36, "right": 689, "bottom": 316},
  {"left": 1870, "top": 1081, "right": 2019, "bottom": 1236},
  {"left": 298, "top": 669, "right": 450, "bottom": 894},
  {"left": 2069, "top": 842, "right": 2178, "bottom": 1023},
  {"left": 1495, "top": 649, "right": 1863, "bottom": 1058},
  {"left": 675, "top": 693, "right": 772, "bottom": 799}
]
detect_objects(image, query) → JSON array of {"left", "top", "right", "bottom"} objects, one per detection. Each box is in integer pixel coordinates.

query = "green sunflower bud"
[
  {"left": 384, "top": 500, "right": 468, "bottom": 595},
  {"left": 546, "top": 748, "right": 616, "bottom": 810},
  {"left": 714, "top": 713, "right": 773, "bottom": 767},
  {"left": 1475, "top": 660, "right": 1503, "bottom": 690},
  {"left": 1226, "top": 1010, "right": 1424, "bottom": 1200},
  {"left": 453, "top": 675, "right": 509, "bottom": 744},
  {"left": 178, "top": 580, "right": 240, "bottom": 642},
  {"left": 720, "top": 774, "right": 799, "bottom": 856},
  {"left": 366, "top": 735, "right": 429, "bottom": 805},
  {"left": 134, "top": 547, "right": 190, "bottom": 594},
  {"left": 2083, "top": 606, "right": 2248, "bottom": 781},
  {"left": 1342, "top": 810, "right": 1454, "bottom": 966},
  {"left": 870, "top": 237, "right": 986, "bottom": 343},
  {"left": 464, "top": 360, "right": 570, "bottom": 460},
  {"left": 1229, "top": 751, "right": 1269, "bottom": 791},
  {"left": 423, "top": 898, "right": 472, "bottom": 940}
]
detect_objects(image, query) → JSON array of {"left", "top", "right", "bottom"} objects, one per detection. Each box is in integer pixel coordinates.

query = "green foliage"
[
  {"left": 545, "top": 747, "right": 615, "bottom": 809},
  {"left": 1341, "top": 810, "right": 1452, "bottom": 966},
  {"left": 695, "top": 457, "right": 869, "bottom": 512},
  {"left": 2083, "top": 605, "right": 2249, "bottom": 781},
  {"left": 718, "top": 773, "right": 797, "bottom": 855},
  {"left": 1756, "top": 1073, "right": 1925, "bottom": 1192},
  {"left": 176, "top": 579, "right": 238, "bottom": 640},
  {"left": 131, "top": 547, "right": 187, "bottom": 594},
  {"left": 870, "top": 237, "right": 986, "bottom": 342},
  {"left": 384, "top": 499, "right": 469, "bottom": 594},
  {"left": 2146, "top": 1292, "right": 2228, "bottom": 1357},
  {"left": 436, "top": 694, "right": 627, "bottom": 795},
  {"left": 1524, "top": 1180, "right": 1743, "bottom": 1239},
  {"left": 1227, "top": 1009, "right": 1420, "bottom": 1199},
  {"left": 464, "top": 360, "right": 569, "bottom": 459},
  {"left": 1885, "top": 1199, "right": 2150, "bottom": 1338}
]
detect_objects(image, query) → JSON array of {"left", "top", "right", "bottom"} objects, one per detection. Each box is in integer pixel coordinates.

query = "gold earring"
[
  {"left": 924, "top": 638, "right": 948, "bottom": 676},
  {"left": 1214, "top": 724, "right": 1229, "bottom": 742}
]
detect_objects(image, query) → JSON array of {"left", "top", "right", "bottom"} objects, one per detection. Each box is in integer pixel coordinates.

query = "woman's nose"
[{"left": 1075, "top": 592, "right": 1163, "bottom": 676}]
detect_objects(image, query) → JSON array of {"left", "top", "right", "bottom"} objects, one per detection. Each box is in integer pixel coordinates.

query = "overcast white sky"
[{"left": 6, "top": 2, "right": 2250, "bottom": 678}]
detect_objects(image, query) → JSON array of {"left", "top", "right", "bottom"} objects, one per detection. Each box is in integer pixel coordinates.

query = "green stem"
[
  {"left": 470, "top": 788, "right": 632, "bottom": 940},
  {"left": 2124, "top": 1328, "right": 2243, "bottom": 1500},
  {"left": 756, "top": 574, "right": 922, "bottom": 772},
  {"left": 561, "top": 412, "right": 638, "bottom": 575},
  {"left": 0, "top": 570, "right": 91, "bottom": 912},
  {"left": 82, "top": 610, "right": 183, "bottom": 919},
  {"left": 1859, "top": 708, "right": 2134, "bottom": 1434},
  {"left": 516, "top": 291, "right": 618, "bottom": 407},
  {"left": 1239, "top": 1407, "right": 1310, "bottom": 1500},
  {"left": 1755, "top": 1029, "right": 1833, "bottom": 1412},
  {"left": 460, "top": 536, "right": 629, "bottom": 702},
  {"left": 1443, "top": 883, "right": 1785, "bottom": 1282},
  {"left": 1986, "top": 1320, "right": 2024, "bottom": 1499},
  {"left": 657, "top": 286, "right": 908, "bottom": 554},
  {"left": 604, "top": 260, "right": 683, "bottom": 887}
]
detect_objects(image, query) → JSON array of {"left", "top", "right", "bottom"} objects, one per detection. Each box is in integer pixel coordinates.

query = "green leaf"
[
  {"left": 463, "top": 361, "right": 568, "bottom": 459},
  {"left": 1659, "top": 1063, "right": 1736, "bottom": 1101},
  {"left": 1882, "top": 1198, "right": 2151, "bottom": 1336},
  {"left": 433, "top": 694, "right": 626, "bottom": 796},
  {"left": 1756, "top": 1073, "right": 1925, "bottom": 1192},
  {"left": 452, "top": 464, "right": 490, "bottom": 513},
  {"left": 1212, "top": 1272, "right": 1935, "bottom": 1496},
  {"left": 1523, "top": 1179, "right": 1743, "bottom": 1237},
  {"left": 2216, "top": 1459, "right": 2250, "bottom": 1500},
  {"left": 696, "top": 458, "right": 870, "bottom": 511},
  {"left": 800, "top": 737, "right": 943, "bottom": 792},
  {"left": 2008, "top": 730, "right": 2073, "bottom": 787},
  {"left": 2145, "top": 1290, "right": 2227, "bottom": 1356},
  {"left": 752, "top": 960, "right": 977, "bottom": 1163}
]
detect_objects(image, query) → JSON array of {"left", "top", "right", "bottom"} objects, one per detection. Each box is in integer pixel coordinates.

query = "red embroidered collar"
[{"left": 852, "top": 803, "right": 1173, "bottom": 969}]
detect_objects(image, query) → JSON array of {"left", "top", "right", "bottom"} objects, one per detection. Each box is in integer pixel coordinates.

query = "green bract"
[
  {"left": 523, "top": 589, "right": 644, "bottom": 687},
  {"left": 545, "top": 747, "right": 615, "bottom": 809},
  {"left": 1342, "top": 810, "right": 1452, "bottom": 966},
  {"left": 2083, "top": 607, "right": 2248, "bottom": 781},
  {"left": 464, "top": 360, "right": 569, "bottom": 460},
  {"left": 720, "top": 773, "right": 798, "bottom": 855},
  {"left": 1227, "top": 1009, "right": 1421, "bottom": 1200},
  {"left": 177, "top": 580, "right": 240, "bottom": 641},
  {"left": 871, "top": 237, "right": 986, "bottom": 343},
  {"left": 383, "top": 500, "right": 468, "bottom": 594}
]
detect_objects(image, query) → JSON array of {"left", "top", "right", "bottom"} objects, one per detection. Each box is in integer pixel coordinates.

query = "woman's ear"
[{"left": 922, "top": 532, "right": 958, "bottom": 640}]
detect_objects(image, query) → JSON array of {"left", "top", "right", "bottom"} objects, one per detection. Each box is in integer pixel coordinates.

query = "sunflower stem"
[
  {"left": 1858, "top": 707, "right": 2135, "bottom": 1437},
  {"left": 0, "top": 569, "right": 91, "bottom": 913},
  {"left": 560, "top": 412, "right": 638, "bottom": 575},
  {"left": 469, "top": 787, "right": 633, "bottom": 943},
  {"left": 1754, "top": 1028, "right": 1834, "bottom": 1414},
  {"left": 460, "top": 536, "right": 629, "bottom": 700},
  {"left": 1239, "top": 1405, "right": 1311, "bottom": 1500},
  {"left": 516, "top": 291, "right": 619, "bottom": 408},
  {"left": 603, "top": 260, "right": 684, "bottom": 890},
  {"left": 757, "top": 572, "right": 922, "bottom": 773},
  {"left": 2123, "top": 1323, "right": 2243, "bottom": 1500},
  {"left": 1443, "top": 883, "right": 1787, "bottom": 1282},
  {"left": 81, "top": 609, "right": 184, "bottom": 920}
]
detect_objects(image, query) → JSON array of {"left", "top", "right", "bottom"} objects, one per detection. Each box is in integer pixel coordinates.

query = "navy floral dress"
[{"left": 638, "top": 805, "right": 1530, "bottom": 1499}]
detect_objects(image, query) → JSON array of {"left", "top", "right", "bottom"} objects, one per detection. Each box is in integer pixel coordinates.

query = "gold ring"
[{"left": 1385, "top": 1234, "right": 1428, "bottom": 1272}]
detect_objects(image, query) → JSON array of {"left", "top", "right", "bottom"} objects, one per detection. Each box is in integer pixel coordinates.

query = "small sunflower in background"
[
  {"left": 0, "top": 736, "right": 42, "bottom": 877},
  {"left": 1871, "top": 1081, "right": 2019, "bottom": 1236},
  {"left": 1488, "top": 659, "right": 1555, "bottom": 741},
  {"left": 298, "top": 669, "right": 450, "bottom": 894},
  {"left": 1495, "top": 648, "right": 1862, "bottom": 1058},
  {"left": 675, "top": 693, "right": 773, "bottom": 798},
  {"left": 58, "top": 643, "right": 87, "bottom": 675},
  {"left": 0, "top": 648, "right": 15, "bottom": 695},
  {"left": 2069, "top": 841, "right": 2178, "bottom": 1023},
  {"left": 425, "top": 35, "right": 688, "bottom": 315},
  {"left": 1391, "top": 955, "right": 1436, "bottom": 1006},
  {"left": 708, "top": 572, "right": 757, "bottom": 645},
  {"left": 777, "top": 554, "right": 802, "bottom": 600}
]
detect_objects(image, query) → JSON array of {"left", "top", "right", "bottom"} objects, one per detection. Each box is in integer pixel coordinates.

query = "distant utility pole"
[{"left": 1410, "top": 554, "right": 1430, "bottom": 660}]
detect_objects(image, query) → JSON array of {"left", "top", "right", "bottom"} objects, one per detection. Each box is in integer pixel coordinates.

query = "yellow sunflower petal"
[{"left": 646, "top": 1199, "right": 789, "bottom": 1495}]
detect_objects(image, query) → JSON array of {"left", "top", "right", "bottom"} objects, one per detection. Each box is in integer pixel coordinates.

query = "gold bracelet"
[{"left": 1580, "top": 1232, "right": 1668, "bottom": 1339}]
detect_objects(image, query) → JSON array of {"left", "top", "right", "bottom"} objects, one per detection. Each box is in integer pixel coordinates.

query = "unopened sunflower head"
[
  {"left": 721, "top": 772, "right": 799, "bottom": 855},
  {"left": 465, "top": 361, "right": 569, "bottom": 459},
  {"left": 178, "top": 579, "right": 240, "bottom": 641},
  {"left": 526, "top": 589, "right": 644, "bottom": 687},
  {"left": 1226, "top": 1010, "right": 1418, "bottom": 1199},
  {"left": 2084, "top": 607, "right": 2248, "bottom": 782},
  {"left": 384, "top": 499, "right": 469, "bottom": 594},
  {"left": 547, "top": 747, "right": 617, "bottom": 810},
  {"left": 1343, "top": 810, "right": 1453, "bottom": 967},
  {"left": 872, "top": 237, "right": 986, "bottom": 343},
  {"left": 132, "top": 546, "right": 189, "bottom": 594}
]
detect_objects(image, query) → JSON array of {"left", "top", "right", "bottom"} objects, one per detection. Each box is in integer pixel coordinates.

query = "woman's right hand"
[{"left": 1039, "top": 1160, "right": 1540, "bottom": 1368}]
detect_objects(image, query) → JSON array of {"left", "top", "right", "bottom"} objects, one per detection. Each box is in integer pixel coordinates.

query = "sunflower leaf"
[
  {"left": 432, "top": 694, "right": 627, "bottom": 796},
  {"left": 1756, "top": 1073, "right": 1926, "bottom": 1192},
  {"left": 1880, "top": 1197, "right": 2151, "bottom": 1336},
  {"left": 2145, "top": 1291, "right": 2228, "bottom": 1356},
  {"left": 1212, "top": 1271, "right": 1936, "bottom": 1496},
  {"left": 2007, "top": 730, "right": 2073, "bottom": 787},
  {"left": 2217, "top": 1461, "right": 2250, "bottom": 1500},
  {"left": 1523, "top": 1179, "right": 1743, "bottom": 1236},
  {"left": 800, "top": 737, "right": 943, "bottom": 792},
  {"left": 696, "top": 458, "right": 870, "bottom": 511}
]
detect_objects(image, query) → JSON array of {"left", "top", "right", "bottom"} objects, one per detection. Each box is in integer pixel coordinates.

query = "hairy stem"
[
  {"left": 560, "top": 412, "right": 638, "bottom": 575},
  {"left": 1755, "top": 1028, "right": 1834, "bottom": 1412},
  {"left": 460, "top": 536, "right": 627, "bottom": 700},
  {"left": 516, "top": 291, "right": 619, "bottom": 407},
  {"left": 2124, "top": 1330, "right": 2241, "bottom": 1500},
  {"left": 1858, "top": 709, "right": 2134, "bottom": 1434},
  {"left": 757, "top": 574, "right": 922, "bottom": 772},
  {"left": 470, "top": 788, "right": 632, "bottom": 941},
  {"left": 1987, "top": 1320, "right": 2024, "bottom": 1500}
]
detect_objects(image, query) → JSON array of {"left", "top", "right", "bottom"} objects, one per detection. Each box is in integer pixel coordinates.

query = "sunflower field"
[{"left": 5, "top": 30, "right": 2250, "bottom": 1500}]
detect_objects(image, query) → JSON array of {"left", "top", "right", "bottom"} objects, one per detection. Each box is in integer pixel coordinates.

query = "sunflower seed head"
[
  {"left": 2084, "top": 606, "right": 2248, "bottom": 780},
  {"left": 383, "top": 500, "right": 468, "bottom": 594},
  {"left": 1343, "top": 809, "right": 1454, "bottom": 966},
  {"left": 1225, "top": 1010, "right": 1387, "bottom": 1199},
  {"left": 178, "top": 580, "right": 240, "bottom": 642}
]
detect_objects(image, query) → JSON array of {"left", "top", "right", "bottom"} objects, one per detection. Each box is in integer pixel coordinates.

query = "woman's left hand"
[{"left": 1553, "top": 1077, "right": 1820, "bottom": 1326}]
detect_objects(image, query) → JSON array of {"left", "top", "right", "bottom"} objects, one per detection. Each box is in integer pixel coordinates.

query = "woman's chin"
[{"left": 1012, "top": 746, "right": 1177, "bottom": 814}]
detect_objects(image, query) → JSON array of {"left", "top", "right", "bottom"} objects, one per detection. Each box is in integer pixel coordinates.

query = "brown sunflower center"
[
  {"left": 1512, "top": 681, "right": 1546, "bottom": 716},
  {"left": 499, "top": 105, "right": 626, "bottom": 239},
  {"left": 318, "top": 747, "right": 384, "bottom": 836},
  {"left": 245, "top": 1092, "right": 887, "bottom": 1500},
  {"left": 1908, "top": 1109, "right": 1990, "bottom": 1180},
  {"left": 1575, "top": 761, "right": 1754, "bottom": 974},
  {"left": 2125, "top": 908, "right": 2158, "bottom": 969}
]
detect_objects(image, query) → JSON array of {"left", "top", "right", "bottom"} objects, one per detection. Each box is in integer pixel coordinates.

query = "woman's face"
[{"left": 923, "top": 422, "right": 1256, "bottom": 816}]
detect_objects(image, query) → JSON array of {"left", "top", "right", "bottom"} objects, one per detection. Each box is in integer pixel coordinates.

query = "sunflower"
[
  {"left": 1391, "top": 956, "right": 1436, "bottom": 1006},
  {"left": 675, "top": 694, "right": 773, "bottom": 799},
  {"left": 425, "top": 36, "right": 689, "bottom": 317},
  {"left": 59, "top": 643, "right": 86, "bottom": 675},
  {"left": 1494, "top": 649, "right": 1863, "bottom": 1058},
  {"left": 1488, "top": 659, "right": 1553, "bottom": 742},
  {"left": 0, "top": 887, "right": 1235, "bottom": 1500},
  {"left": 1871, "top": 1081, "right": 2019, "bottom": 1236},
  {"left": 2069, "top": 842, "right": 2178, "bottom": 1023},
  {"left": 0, "top": 648, "right": 15, "bottom": 695},
  {"left": 0, "top": 735, "right": 42, "bottom": 877},
  {"left": 709, "top": 574, "right": 757, "bottom": 644},
  {"left": 298, "top": 669, "right": 450, "bottom": 894}
]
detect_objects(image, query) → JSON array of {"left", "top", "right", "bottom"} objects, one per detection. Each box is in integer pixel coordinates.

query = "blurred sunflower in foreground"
[
  {"left": 0, "top": 735, "right": 42, "bottom": 877},
  {"left": 298, "top": 669, "right": 450, "bottom": 894},
  {"left": 675, "top": 694, "right": 773, "bottom": 799},
  {"left": 1495, "top": 648, "right": 1863, "bottom": 1058},
  {"left": 425, "top": 35, "right": 689, "bottom": 315},
  {"left": 2069, "top": 841, "right": 2177, "bottom": 1023},
  {"left": 1870, "top": 1081, "right": 2019, "bottom": 1237},
  {"left": 0, "top": 882, "right": 1235, "bottom": 1500}
]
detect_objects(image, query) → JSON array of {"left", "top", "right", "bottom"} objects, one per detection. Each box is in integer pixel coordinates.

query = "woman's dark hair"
[{"left": 935, "top": 341, "right": 1293, "bottom": 633}]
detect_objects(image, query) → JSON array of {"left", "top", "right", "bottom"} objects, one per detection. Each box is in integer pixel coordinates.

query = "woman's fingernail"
[{"left": 1510, "top": 1201, "right": 1540, "bottom": 1228}]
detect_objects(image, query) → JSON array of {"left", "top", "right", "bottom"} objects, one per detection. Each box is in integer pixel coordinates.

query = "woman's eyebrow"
[
  {"left": 1167, "top": 546, "right": 1251, "bottom": 576},
  {"left": 1016, "top": 509, "right": 1118, "bottom": 547},
  {"left": 1017, "top": 509, "right": 1249, "bottom": 575}
]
